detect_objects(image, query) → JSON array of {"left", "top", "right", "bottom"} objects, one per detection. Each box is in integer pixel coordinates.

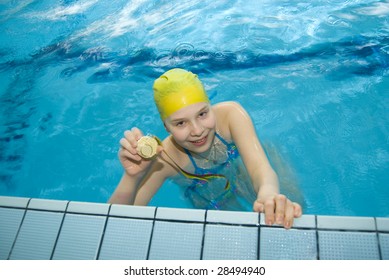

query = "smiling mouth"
[{"left": 190, "top": 136, "right": 207, "bottom": 146}]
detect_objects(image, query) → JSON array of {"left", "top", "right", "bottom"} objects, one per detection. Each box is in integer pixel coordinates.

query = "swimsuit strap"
[
  {"left": 215, "top": 132, "right": 239, "bottom": 160},
  {"left": 215, "top": 132, "right": 229, "bottom": 146},
  {"left": 183, "top": 148, "right": 202, "bottom": 174},
  {"left": 184, "top": 132, "right": 237, "bottom": 175}
]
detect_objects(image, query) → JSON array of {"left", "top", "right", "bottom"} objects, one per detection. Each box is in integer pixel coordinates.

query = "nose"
[{"left": 190, "top": 120, "right": 204, "bottom": 136}]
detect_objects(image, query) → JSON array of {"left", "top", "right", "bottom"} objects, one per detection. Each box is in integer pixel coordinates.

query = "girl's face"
[{"left": 164, "top": 102, "right": 216, "bottom": 153}]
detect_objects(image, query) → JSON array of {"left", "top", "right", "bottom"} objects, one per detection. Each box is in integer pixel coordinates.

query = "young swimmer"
[{"left": 109, "top": 68, "right": 302, "bottom": 229}]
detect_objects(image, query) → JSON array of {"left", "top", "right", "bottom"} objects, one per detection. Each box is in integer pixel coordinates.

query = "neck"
[{"left": 191, "top": 134, "right": 227, "bottom": 165}]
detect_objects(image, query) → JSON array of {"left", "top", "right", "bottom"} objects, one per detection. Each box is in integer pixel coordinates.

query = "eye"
[
  {"left": 199, "top": 110, "right": 208, "bottom": 118},
  {"left": 175, "top": 121, "right": 185, "bottom": 127}
]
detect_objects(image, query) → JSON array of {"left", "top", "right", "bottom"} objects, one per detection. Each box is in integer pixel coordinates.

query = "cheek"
[
  {"left": 204, "top": 116, "right": 216, "bottom": 129},
  {"left": 170, "top": 128, "right": 189, "bottom": 142}
]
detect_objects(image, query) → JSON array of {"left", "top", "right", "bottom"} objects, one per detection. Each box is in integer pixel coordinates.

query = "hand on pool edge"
[{"left": 253, "top": 194, "right": 302, "bottom": 229}]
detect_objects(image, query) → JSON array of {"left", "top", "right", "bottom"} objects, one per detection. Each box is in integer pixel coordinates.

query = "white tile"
[
  {"left": 292, "top": 215, "right": 316, "bottom": 228},
  {"left": 259, "top": 213, "right": 269, "bottom": 226},
  {"left": 317, "top": 215, "right": 375, "bottom": 230},
  {"left": 0, "top": 196, "right": 29, "bottom": 208},
  {"left": 109, "top": 204, "right": 155, "bottom": 219},
  {"left": 203, "top": 224, "right": 258, "bottom": 260},
  {"left": 379, "top": 233, "right": 389, "bottom": 260},
  {"left": 9, "top": 210, "right": 64, "bottom": 260},
  {"left": 66, "top": 201, "right": 109, "bottom": 215},
  {"left": 156, "top": 207, "right": 205, "bottom": 222},
  {"left": 52, "top": 214, "right": 106, "bottom": 260},
  {"left": 149, "top": 221, "right": 203, "bottom": 260},
  {"left": 28, "top": 198, "right": 68, "bottom": 212},
  {"left": 99, "top": 217, "right": 153, "bottom": 260},
  {"left": 318, "top": 231, "right": 380, "bottom": 260},
  {"left": 207, "top": 210, "right": 259, "bottom": 225},
  {"left": 0, "top": 208, "right": 25, "bottom": 260},
  {"left": 376, "top": 217, "right": 389, "bottom": 232},
  {"left": 260, "top": 227, "right": 317, "bottom": 260}
]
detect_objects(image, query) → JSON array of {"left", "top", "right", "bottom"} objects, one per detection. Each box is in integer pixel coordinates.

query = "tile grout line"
[
  {"left": 199, "top": 210, "right": 208, "bottom": 260},
  {"left": 65, "top": 211, "right": 109, "bottom": 217},
  {"left": 106, "top": 214, "right": 154, "bottom": 221},
  {"left": 3, "top": 196, "right": 389, "bottom": 260},
  {"left": 315, "top": 215, "right": 320, "bottom": 260},
  {"left": 6, "top": 198, "right": 32, "bottom": 260},
  {"left": 303, "top": 227, "right": 378, "bottom": 233},
  {"left": 374, "top": 217, "right": 383, "bottom": 260},
  {"left": 49, "top": 201, "right": 71, "bottom": 260},
  {"left": 95, "top": 204, "right": 112, "bottom": 260},
  {"left": 145, "top": 207, "right": 158, "bottom": 260},
  {"left": 203, "top": 221, "right": 259, "bottom": 227}
]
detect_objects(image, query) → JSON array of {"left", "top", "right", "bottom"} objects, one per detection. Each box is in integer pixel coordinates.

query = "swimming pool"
[{"left": 0, "top": 0, "right": 388, "bottom": 217}]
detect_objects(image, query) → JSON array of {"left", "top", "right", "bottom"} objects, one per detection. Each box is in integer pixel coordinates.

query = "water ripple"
[
  {"left": 153, "top": 50, "right": 174, "bottom": 68},
  {"left": 172, "top": 42, "right": 195, "bottom": 59}
]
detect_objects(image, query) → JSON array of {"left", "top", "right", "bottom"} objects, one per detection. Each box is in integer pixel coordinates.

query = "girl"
[{"left": 109, "top": 68, "right": 302, "bottom": 228}]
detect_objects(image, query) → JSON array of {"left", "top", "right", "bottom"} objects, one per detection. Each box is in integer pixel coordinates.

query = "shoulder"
[
  {"left": 213, "top": 101, "right": 249, "bottom": 121},
  {"left": 213, "top": 101, "right": 252, "bottom": 139},
  {"left": 213, "top": 101, "right": 244, "bottom": 112}
]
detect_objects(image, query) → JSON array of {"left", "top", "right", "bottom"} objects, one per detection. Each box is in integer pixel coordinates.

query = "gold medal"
[{"left": 137, "top": 136, "right": 158, "bottom": 158}]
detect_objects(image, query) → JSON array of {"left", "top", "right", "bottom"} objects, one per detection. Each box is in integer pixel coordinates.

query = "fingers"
[
  {"left": 262, "top": 194, "right": 286, "bottom": 226},
  {"left": 118, "top": 146, "right": 139, "bottom": 162},
  {"left": 274, "top": 194, "right": 286, "bottom": 225},
  {"left": 254, "top": 195, "right": 302, "bottom": 229},
  {"left": 119, "top": 128, "right": 144, "bottom": 161},
  {"left": 282, "top": 201, "right": 302, "bottom": 229},
  {"left": 253, "top": 200, "right": 264, "bottom": 213},
  {"left": 283, "top": 199, "right": 295, "bottom": 229},
  {"left": 263, "top": 197, "right": 275, "bottom": 225},
  {"left": 293, "top": 202, "right": 303, "bottom": 217},
  {"left": 124, "top": 127, "right": 143, "bottom": 146}
]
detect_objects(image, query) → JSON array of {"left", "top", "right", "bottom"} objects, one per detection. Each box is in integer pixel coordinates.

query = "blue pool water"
[{"left": 0, "top": 0, "right": 388, "bottom": 217}]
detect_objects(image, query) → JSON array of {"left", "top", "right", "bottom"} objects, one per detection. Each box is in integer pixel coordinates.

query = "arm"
[
  {"left": 108, "top": 127, "right": 165, "bottom": 205},
  {"left": 108, "top": 172, "right": 142, "bottom": 205},
  {"left": 109, "top": 128, "right": 177, "bottom": 206},
  {"left": 134, "top": 156, "right": 176, "bottom": 205},
  {"left": 225, "top": 102, "right": 302, "bottom": 228},
  {"left": 109, "top": 155, "right": 175, "bottom": 206}
]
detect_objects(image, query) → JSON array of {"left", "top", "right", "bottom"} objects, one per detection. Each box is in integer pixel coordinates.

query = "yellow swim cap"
[{"left": 153, "top": 68, "right": 209, "bottom": 120}]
